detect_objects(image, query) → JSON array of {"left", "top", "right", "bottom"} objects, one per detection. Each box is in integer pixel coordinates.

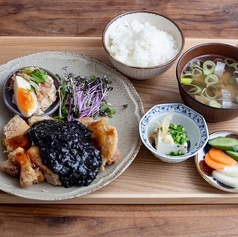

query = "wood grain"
[
  {"left": 0, "top": 0, "right": 238, "bottom": 39},
  {"left": 0, "top": 37, "right": 238, "bottom": 205},
  {"left": 1, "top": 204, "right": 238, "bottom": 236},
  {"left": 1, "top": 1, "right": 238, "bottom": 236}
]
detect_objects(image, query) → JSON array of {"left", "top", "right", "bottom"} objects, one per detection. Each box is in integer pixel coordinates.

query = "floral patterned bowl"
[
  {"left": 195, "top": 130, "right": 238, "bottom": 192},
  {"left": 139, "top": 103, "right": 209, "bottom": 163}
]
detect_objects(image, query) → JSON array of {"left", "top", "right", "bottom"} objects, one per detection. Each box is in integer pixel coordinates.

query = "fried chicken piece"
[
  {"left": 26, "top": 146, "right": 61, "bottom": 186},
  {"left": 3, "top": 115, "right": 30, "bottom": 152},
  {"left": 27, "top": 115, "right": 53, "bottom": 127},
  {"left": 108, "top": 147, "right": 120, "bottom": 165},
  {"left": 79, "top": 117, "right": 120, "bottom": 170},
  {"left": 0, "top": 159, "right": 20, "bottom": 177},
  {"left": 8, "top": 147, "right": 45, "bottom": 187},
  {"left": 3, "top": 115, "right": 30, "bottom": 139}
]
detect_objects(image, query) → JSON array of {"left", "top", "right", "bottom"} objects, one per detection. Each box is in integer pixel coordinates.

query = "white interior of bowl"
[
  {"left": 103, "top": 11, "right": 184, "bottom": 62},
  {"left": 146, "top": 113, "right": 200, "bottom": 155},
  {"left": 139, "top": 103, "right": 209, "bottom": 160}
]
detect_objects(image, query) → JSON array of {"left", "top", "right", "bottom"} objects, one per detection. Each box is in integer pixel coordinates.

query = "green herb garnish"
[
  {"left": 168, "top": 124, "right": 190, "bottom": 145},
  {"left": 21, "top": 68, "right": 49, "bottom": 84}
]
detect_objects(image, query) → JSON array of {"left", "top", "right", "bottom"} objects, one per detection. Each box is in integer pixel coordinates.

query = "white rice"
[{"left": 108, "top": 20, "right": 179, "bottom": 67}]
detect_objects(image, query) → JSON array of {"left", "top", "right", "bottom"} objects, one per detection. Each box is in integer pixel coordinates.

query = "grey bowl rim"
[{"left": 102, "top": 10, "right": 185, "bottom": 70}]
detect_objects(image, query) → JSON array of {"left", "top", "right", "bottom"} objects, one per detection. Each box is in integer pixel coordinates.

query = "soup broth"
[{"left": 180, "top": 54, "right": 238, "bottom": 108}]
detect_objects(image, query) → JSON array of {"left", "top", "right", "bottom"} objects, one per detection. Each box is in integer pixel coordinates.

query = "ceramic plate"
[
  {"left": 0, "top": 51, "right": 144, "bottom": 201},
  {"left": 195, "top": 130, "right": 238, "bottom": 192},
  {"left": 139, "top": 103, "right": 209, "bottom": 163}
]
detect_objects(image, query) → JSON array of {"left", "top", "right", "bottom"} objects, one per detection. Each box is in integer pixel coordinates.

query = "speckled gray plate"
[{"left": 0, "top": 51, "right": 144, "bottom": 201}]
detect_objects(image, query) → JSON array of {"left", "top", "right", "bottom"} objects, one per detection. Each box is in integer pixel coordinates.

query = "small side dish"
[
  {"left": 195, "top": 130, "right": 238, "bottom": 192},
  {"left": 150, "top": 109, "right": 190, "bottom": 156},
  {"left": 139, "top": 103, "right": 209, "bottom": 163},
  {"left": 3, "top": 67, "right": 60, "bottom": 118}
]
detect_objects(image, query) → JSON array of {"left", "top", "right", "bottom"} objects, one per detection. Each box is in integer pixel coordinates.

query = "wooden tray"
[{"left": 0, "top": 37, "right": 238, "bottom": 204}]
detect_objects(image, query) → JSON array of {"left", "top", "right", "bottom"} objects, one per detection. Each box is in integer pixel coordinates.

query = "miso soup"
[{"left": 180, "top": 55, "right": 238, "bottom": 108}]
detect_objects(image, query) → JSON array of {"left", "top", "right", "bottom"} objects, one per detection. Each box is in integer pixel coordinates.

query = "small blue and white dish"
[
  {"left": 139, "top": 103, "right": 209, "bottom": 163},
  {"left": 195, "top": 130, "right": 238, "bottom": 192}
]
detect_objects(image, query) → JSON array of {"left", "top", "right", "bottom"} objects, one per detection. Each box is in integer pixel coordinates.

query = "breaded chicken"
[
  {"left": 1, "top": 115, "right": 120, "bottom": 187},
  {"left": 3, "top": 115, "right": 30, "bottom": 152},
  {"left": 27, "top": 146, "right": 61, "bottom": 186},
  {"left": 27, "top": 115, "right": 53, "bottom": 127},
  {"left": 7, "top": 147, "right": 45, "bottom": 186},
  {"left": 79, "top": 117, "right": 120, "bottom": 170},
  {"left": 3, "top": 114, "right": 30, "bottom": 140},
  {"left": 0, "top": 159, "right": 20, "bottom": 177}
]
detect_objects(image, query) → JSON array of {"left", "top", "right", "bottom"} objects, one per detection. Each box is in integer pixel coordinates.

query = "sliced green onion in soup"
[
  {"left": 187, "top": 84, "right": 201, "bottom": 95},
  {"left": 181, "top": 71, "right": 192, "bottom": 78},
  {"left": 181, "top": 78, "right": 193, "bottom": 85},
  {"left": 196, "top": 59, "right": 203, "bottom": 67},
  {"left": 205, "top": 74, "right": 218, "bottom": 85},
  {"left": 190, "top": 61, "right": 202, "bottom": 70},
  {"left": 184, "top": 64, "right": 193, "bottom": 73},
  {"left": 203, "top": 60, "right": 216, "bottom": 76},
  {"left": 209, "top": 100, "right": 222, "bottom": 108},
  {"left": 234, "top": 63, "right": 238, "bottom": 71},
  {"left": 233, "top": 71, "right": 238, "bottom": 78},
  {"left": 202, "top": 85, "right": 218, "bottom": 100},
  {"left": 214, "top": 58, "right": 224, "bottom": 63},
  {"left": 192, "top": 68, "right": 202, "bottom": 77},
  {"left": 224, "top": 58, "right": 236, "bottom": 67},
  {"left": 194, "top": 59, "right": 204, "bottom": 68}
]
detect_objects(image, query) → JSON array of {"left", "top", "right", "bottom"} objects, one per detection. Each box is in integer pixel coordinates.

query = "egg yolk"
[{"left": 17, "top": 88, "right": 36, "bottom": 112}]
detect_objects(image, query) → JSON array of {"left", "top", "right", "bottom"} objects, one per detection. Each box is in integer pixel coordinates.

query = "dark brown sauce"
[
  {"left": 13, "top": 149, "right": 30, "bottom": 167},
  {"left": 5, "top": 134, "right": 31, "bottom": 151},
  {"left": 226, "top": 134, "right": 238, "bottom": 140},
  {"left": 199, "top": 159, "right": 214, "bottom": 176}
]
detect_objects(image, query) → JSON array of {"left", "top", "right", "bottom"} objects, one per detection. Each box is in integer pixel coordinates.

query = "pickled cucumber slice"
[
  {"left": 208, "top": 137, "right": 238, "bottom": 151},
  {"left": 226, "top": 150, "right": 238, "bottom": 162}
]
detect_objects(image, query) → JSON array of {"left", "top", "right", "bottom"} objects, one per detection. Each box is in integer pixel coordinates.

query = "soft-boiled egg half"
[{"left": 14, "top": 75, "right": 38, "bottom": 117}]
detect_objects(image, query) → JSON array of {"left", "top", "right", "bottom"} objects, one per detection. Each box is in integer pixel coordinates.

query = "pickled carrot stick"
[
  {"left": 205, "top": 152, "right": 225, "bottom": 170},
  {"left": 208, "top": 147, "right": 237, "bottom": 166}
]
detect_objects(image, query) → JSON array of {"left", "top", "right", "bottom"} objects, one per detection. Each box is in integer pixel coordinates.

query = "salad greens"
[
  {"left": 21, "top": 68, "right": 49, "bottom": 84},
  {"left": 55, "top": 69, "right": 127, "bottom": 122}
]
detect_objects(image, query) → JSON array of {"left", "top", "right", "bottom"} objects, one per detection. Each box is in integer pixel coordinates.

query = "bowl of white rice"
[{"left": 102, "top": 11, "right": 184, "bottom": 80}]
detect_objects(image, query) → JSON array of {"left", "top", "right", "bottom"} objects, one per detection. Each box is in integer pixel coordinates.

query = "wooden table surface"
[{"left": 1, "top": 1, "right": 238, "bottom": 236}]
